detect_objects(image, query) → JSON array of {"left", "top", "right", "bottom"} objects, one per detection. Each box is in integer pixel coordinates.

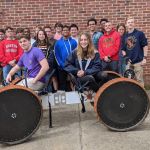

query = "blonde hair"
[
  {"left": 126, "top": 17, "right": 134, "bottom": 22},
  {"left": 77, "top": 32, "right": 95, "bottom": 59}
]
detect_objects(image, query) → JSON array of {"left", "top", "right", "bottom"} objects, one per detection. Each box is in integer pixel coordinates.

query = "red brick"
[{"left": 0, "top": 0, "right": 150, "bottom": 84}]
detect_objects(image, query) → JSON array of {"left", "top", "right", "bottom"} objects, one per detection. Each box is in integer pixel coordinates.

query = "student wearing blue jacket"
[
  {"left": 122, "top": 17, "right": 148, "bottom": 86},
  {"left": 54, "top": 25, "right": 77, "bottom": 90}
]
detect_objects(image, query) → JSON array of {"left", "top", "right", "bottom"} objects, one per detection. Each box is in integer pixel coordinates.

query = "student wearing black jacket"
[{"left": 64, "top": 32, "right": 103, "bottom": 92}]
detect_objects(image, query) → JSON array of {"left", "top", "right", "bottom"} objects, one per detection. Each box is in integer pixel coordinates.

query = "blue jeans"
[
  {"left": 119, "top": 57, "right": 126, "bottom": 76},
  {"left": 44, "top": 73, "right": 52, "bottom": 92},
  {"left": 102, "top": 60, "right": 119, "bottom": 73},
  {"left": 3, "top": 64, "right": 21, "bottom": 81}
]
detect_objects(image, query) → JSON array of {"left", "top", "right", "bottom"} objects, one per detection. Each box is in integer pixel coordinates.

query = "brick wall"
[{"left": 0, "top": 0, "right": 150, "bottom": 85}]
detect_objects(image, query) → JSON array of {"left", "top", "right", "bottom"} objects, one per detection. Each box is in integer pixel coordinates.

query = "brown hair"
[
  {"left": 5, "top": 26, "right": 13, "bottom": 32},
  {"left": 54, "top": 22, "right": 63, "bottom": 28},
  {"left": 87, "top": 18, "right": 97, "bottom": 26},
  {"left": 34, "top": 25, "right": 42, "bottom": 30},
  {"left": 16, "top": 28, "right": 24, "bottom": 34},
  {"left": 0, "top": 29, "right": 5, "bottom": 34},
  {"left": 116, "top": 23, "right": 126, "bottom": 35},
  {"left": 77, "top": 32, "right": 95, "bottom": 59},
  {"left": 36, "top": 29, "right": 49, "bottom": 47},
  {"left": 43, "top": 25, "right": 52, "bottom": 30},
  {"left": 18, "top": 34, "right": 31, "bottom": 41}
]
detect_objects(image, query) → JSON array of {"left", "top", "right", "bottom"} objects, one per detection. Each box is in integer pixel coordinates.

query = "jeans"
[
  {"left": 0, "top": 67, "right": 2, "bottom": 84},
  {"left": 3, "top": 64, "right": 21, "bottom": 81},
  {"left": 44, "top": 72, "right": 52, "bottom": 92},
  {"left": 119, "top": 57, "right": 126, "bottom": 76}
]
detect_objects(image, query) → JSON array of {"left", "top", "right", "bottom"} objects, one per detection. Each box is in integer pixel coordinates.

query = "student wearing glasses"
[
  {"left": 87, "top": 18, "right": 103, "bottom": 51},
  {"left": 54, "top": 25, "right": 77, "bottom": 90}
]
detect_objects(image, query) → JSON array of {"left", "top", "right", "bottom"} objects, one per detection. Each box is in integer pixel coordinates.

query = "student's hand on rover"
[{"left": 6, "top": 74, "right": 12, "bottom": 83}]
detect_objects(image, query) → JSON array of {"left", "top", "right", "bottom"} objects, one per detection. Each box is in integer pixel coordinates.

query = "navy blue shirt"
[{"left": 121, "top": 29, "right": 148, "bottom": 64}]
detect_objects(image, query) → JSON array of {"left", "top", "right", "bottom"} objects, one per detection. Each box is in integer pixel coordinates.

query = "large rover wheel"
[
  {"left": 0, "top": 85, "right": 42, "bottom": 145},
  {"left": 94, "top": 78, "right": 149, "bottom": 131},
  {"left": 90, "top": 71, "right": 121, "bottom": 106}
]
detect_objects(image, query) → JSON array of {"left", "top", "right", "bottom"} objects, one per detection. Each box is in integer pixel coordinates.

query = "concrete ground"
[{"left": 0, "top": 91, "right": 150, "bottom": 150}]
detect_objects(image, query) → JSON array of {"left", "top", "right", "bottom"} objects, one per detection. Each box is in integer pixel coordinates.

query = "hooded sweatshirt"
[
  {"left": 54, "top": 37, "right": 77, "bottom": 68},
  {"left": 0, "top": 39, "right": 23, "bottom": 66},
  {"left": 98, "top": 29, "right": 120, "bottom": 61}
]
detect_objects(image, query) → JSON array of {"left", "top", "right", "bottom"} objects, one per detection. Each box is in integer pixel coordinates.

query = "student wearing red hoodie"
[
  {"left": 98, "top": 22, "right": 121, "bottom": 72},
  {"left": 0, "top": 29, "right": 5, "bottom": 84},
  {"left": 0, "top": 26, "right": 23, "bottom": 81}
]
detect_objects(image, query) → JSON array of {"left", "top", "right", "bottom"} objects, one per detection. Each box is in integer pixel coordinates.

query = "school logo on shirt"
[
  {"left": 126, "top": 36, "right": 137, "bottom": 50},
  {"left": 103, "top": 37, "right": 114, "bottom": 48},
  {"left": 5, "top": 44, "right": 18, "bottom": 52}
]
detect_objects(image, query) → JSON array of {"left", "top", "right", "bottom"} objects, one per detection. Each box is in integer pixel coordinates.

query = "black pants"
[
  {"left": 76, "top": 71, "right": 110, "bottom": 92},
  {"left": 58, "top": 68, "right": 68, "bottom": 91},
  {"left": 102, "top": 60, "right": 119, "bottom": 73},
  {"left": 77, "top": 75, "right": 99, "bottom": 92}
]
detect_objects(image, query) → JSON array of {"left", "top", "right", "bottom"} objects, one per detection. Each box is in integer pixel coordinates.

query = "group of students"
[{"left": 0, "top": 16, "right": 148, "bottom": 92}]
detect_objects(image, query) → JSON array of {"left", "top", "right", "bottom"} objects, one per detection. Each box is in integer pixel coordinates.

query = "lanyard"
[
  {"left": 78, "top": 58, "right": 91, "bottom": 71},
  {"left": 63, "top": 38, "right": 71, "bottom": 55}
]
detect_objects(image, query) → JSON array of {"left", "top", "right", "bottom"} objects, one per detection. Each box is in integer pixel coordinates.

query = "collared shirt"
[{"left": 92, "top": 31, "right": 103, "bottom": 50}]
